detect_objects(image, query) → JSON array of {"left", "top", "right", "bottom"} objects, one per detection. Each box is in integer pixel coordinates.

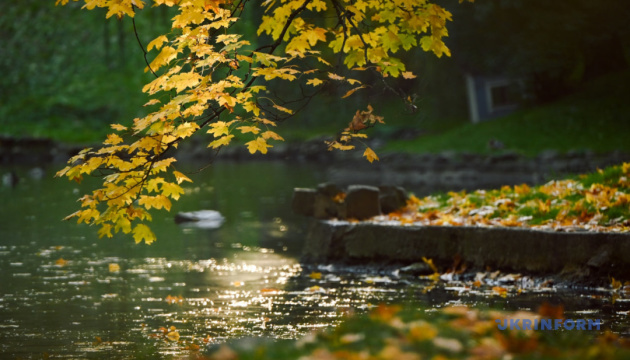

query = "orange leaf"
[{"left": 363, "top": 147, "right": 379, "bottom": 163}]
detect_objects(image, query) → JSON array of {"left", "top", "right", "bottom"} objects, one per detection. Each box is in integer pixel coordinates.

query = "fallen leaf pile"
[{"left": 379, "top": 163, "right": 630, "bottom": 233}]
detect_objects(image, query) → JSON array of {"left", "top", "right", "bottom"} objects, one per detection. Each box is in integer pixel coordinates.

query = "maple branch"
[
  {"left": 130, "top": 8, "right": 158, "bottom": 78},
  {"left": 255, "top": 0, "right": 312, "bottom": 55}
]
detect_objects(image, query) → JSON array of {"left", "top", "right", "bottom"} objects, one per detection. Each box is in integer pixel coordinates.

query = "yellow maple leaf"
[
  {"left": 132, "top": 223, "right": 156, "bottom": 245},
  {"left": 304, "top": 27, "right": 327, "bottom": 45},
  {"left": 169, "top": 72, "right": 202, "bottom": 92},
  {"left": 173, "top": 171, "right": 192, "bottom": 185},
  {"left": 207, "top": 121, "right": 231, "bottom": 137},
  {"left": 327, "top": 141, "right": 355, "bottom": 151},
  {"left": 161, "top": 182, "right": 184, "bottom": 200},
  {"left": 237, "top": 126, "right": 261, "bottom": 135},
  {"left": 401, "top": 71, "right": 417, "bottom": 79},
  {"left": 245, "top": 137, "right": 272, "bottom": 154},
  {"left": 328, "top": 72, "right": 345, "bottom": 81},
  {"left": 272, "top": 104, "right": 293, "bottom": 114},
  {"left": 208, "top": 135, "right": 234, "bottom": 149},
  {"left": 147, "top": 35, "right": 168, "bottom": 52},
  {"left": 261, "top": 130, "right": 284, "bottom": 141},
  {"left": 363, "top": 147, "right": 379, "bottom": 163},
  {"left": 306, "top": 78, "right": 324, "bottom": 86},
  {"left": 110, "top": 123, "right": 128, "bottom": 131},
  {"left": 174, "top": 122, "right": 199, "bottom": 138},
  {"left": 98, "top": 224, "right": 113, "bottom": 238},
  {"left": 341, "top": 85, "right": 367, "bottom": 98}
]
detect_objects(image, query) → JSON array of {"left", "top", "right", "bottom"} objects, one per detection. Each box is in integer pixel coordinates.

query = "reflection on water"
[{"left": 0, "top": 161, "right": 628, "bottom": 358}]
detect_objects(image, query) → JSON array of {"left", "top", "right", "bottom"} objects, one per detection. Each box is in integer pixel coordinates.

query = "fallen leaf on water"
[
  {"left": 167, "top": 330, "right": 180, "bottom": 341},
  {"left": 165, "top": 295, "right": 184, "bottom": 304},
  {"left": 55, "top": 258, "right": 68, "bottom": 267},
  {"left": 309, "top": 271, "right": 322, "bottom": 280},
  {"left": 492, "top": 286, "right": 508, "bottom": 297},
  {"left": 108, "top": 263, "right": 120, "bottom": 273},
  {"left": 260, "top": 288, "right": 281, "bottom": 295},
  {"left": 93, "top": 336, "right": 102, "bottom": 346}
]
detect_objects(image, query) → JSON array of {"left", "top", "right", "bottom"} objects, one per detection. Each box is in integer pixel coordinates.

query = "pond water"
[{"left": 0, "top": 161, "right": 628, "bottom": 358}]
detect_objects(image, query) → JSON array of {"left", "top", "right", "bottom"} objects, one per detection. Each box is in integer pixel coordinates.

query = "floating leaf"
[{"left": 108, "top": 263, "right": 120, "bottom": 273}]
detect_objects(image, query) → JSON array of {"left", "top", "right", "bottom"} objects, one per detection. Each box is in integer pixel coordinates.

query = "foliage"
[
  {"left": 189, "top": 304, "right": 630, "bottom": 359},
  {"left": 382, "top": 163, "right": 630, "bottom": 232},
  {"left": 55, "top": 0, "right": 473, "bottom": 243},
  {"left": 0, "top": 0, "right": 169, "bottom": 143}
]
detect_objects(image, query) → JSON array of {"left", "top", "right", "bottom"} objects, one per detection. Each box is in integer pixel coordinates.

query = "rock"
[
  {"left": 292, "top": 188, "right": 317, "bottom": 216},
  {"left": 378, "top": 185, "right": 408, "bottom": 214},
  {"left": 28, "top": 167, "right": 45, "bottom": 180},
  {"left": 317, "top": 182, "right": 342, "bottom": 197},
  {"left": 313, "top": 193, "right": 338, "bottom": 219},
  {"left": 399, "top": 262, "right": 434, "bottom": 275},
  {"left": 174, "top": 210, "right": 224, "bottom": 229},
  {"left": 345, "top": 185, "right": 381, "bottom": 220},
  {"left": 312, "top": 183, "right": 344, "bottom": 219}
]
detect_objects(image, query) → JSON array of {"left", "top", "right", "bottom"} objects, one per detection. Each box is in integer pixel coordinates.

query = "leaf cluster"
[
  {"left": 388, "top": 163, "right": 630, "bottom": 232},
  {"left": 55, "top": 0, "right": 472, "bottom": 243}
]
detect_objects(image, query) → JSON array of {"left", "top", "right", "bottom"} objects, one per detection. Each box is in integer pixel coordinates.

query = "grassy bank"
[{"left": 382, "top": 70, "right": 630, "bottom": 156}]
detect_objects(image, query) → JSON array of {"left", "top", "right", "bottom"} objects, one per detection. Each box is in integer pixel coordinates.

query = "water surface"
[{"left": 0, "top": 161, "right": 627, "bottom": 358}]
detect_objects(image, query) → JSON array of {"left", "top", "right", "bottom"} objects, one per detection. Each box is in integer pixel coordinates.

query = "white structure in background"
[{"left": 465, "top": 75, "right": 525, "bottom": 123}]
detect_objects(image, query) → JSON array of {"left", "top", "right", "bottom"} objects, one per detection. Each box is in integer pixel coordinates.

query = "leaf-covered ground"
[
  {"left": 377, "top": 163, "right": 630, "bottom": 233},
  {"left": 185, "top": 304, "right": 630, "bottom": 360}
]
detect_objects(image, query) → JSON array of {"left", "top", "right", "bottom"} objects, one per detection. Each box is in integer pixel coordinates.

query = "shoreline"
[{"left": 301, "top": 219, "right": 630, "bottom": 283}]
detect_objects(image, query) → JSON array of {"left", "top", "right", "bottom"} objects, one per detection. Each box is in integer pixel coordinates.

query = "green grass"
[{"left": 382, "top": 69, "right": 630, "bottom": 156}]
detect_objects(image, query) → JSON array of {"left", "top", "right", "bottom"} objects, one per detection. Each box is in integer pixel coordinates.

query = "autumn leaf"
[
  {"left": 55, "top": 258, "right": 68, "bottom": 267},
  {"left": 272, "top": 104, "right": 293, "bottom": 114},
  {"left": 363, "top": 147, "right": 379, "bottom": 163},
  {"left": 306, "top": 78, "right": 324, "bottom": 86},
  {"left": 173, "top": 171, "right": 192, "bottom": 185},
  {"left": 237, "top": 125, "right": 261, "bottom": 135},
  {"left": 132, "top": 223, "right": 156, "bottom": 245},
  {"left": 341, "top": 85, "right": 367, "bottom": 98},
  {"left": 208, "top": 135, "right": 234, "bottom": 149},
  {"left": 110, "top": 123, "right": 128, "bottom": 131},
  {"left": 261, "top": 130, "right": 284, "bottom": 141},
  {"left": 108, "top": 263, "right": 120, "bottom": 272},
  {"left": 401, "top": 71, "right": 417, "bottom": 79},
  {"left": 207, "top": 121, "right": 232, "bottom": 138},
  {"left": 147, "top": 35, "right": 168, "bottom": 51},
  {"left": 245, "top": 137, "right": 272, "bottom": 154},
  {"left": 166, "top": 330, "right": 180, "bottom": 341}
]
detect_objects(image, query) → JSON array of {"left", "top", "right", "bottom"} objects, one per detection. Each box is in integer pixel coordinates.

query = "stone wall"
[{"left": 301, "top": 220, "right": 630, "bottom": 281}]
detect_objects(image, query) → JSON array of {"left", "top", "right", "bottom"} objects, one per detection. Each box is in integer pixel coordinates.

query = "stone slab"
[{"left": 301, "top": 220, "right": 630, "bottom": 279}]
